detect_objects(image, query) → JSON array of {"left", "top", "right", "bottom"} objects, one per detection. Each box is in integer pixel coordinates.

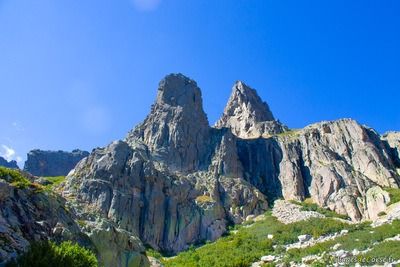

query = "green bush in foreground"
[{"left": 6, "top": 241, "right": 98, "bottom": 267}]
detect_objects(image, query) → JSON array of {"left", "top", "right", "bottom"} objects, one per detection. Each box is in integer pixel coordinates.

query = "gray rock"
[
  {"left": 59, "top": 73, "right": 400, "bottom": 259},
  {"left": 0, "top": 156, "right": 19, "bottom": 169},
  {"left": 261, "top": 255, "right": 276, "bottom": 262},
  {"left": 24, "top": 149, "right": 89, "bottom": 176},
  {"left": 215, "top": 81, "right": 287, "bottom": 138},
  {"left": 382, "top": 132, "right": 400, "bottom": 167},
  {"left": 298, "top": 234, "right": 312, "bottom": 243},
  {"left": 365, "top": 186, "right": 390, "bottom": 220}
]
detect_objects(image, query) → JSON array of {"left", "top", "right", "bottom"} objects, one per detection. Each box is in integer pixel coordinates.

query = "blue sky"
[{"left": 0, "top": 0, "right": 399, "bottom": 166}]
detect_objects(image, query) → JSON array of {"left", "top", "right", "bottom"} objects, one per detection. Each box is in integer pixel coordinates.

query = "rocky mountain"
[
  {"left": 59, "top": 73, "right": 399, "bottom": 266},
  {"left": 215, "top": 80, "right": 287, "bottom": 138},
  {"left": 2, "top": 73, "right": 400, "bottom": 267},
  {"left": 0, "top": 156, "right": 18, "bottom": 169},
  {"left": 24, "top": 149, "right": 89, "bottom": 176}
]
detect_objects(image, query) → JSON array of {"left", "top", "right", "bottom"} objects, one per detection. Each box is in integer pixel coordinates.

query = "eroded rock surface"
[
  {"left": 215, "top": 81, "right": 287, "bottom": 138},
  {"left": 61, "top": 73, "right": 399, "bottom": 259},
  {"left": 24, "top": 149, "right": 89, "bottom": 176}
]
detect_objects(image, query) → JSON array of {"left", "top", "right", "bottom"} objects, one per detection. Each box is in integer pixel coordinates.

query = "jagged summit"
[
  {"left": 156, "top": 73, "right": 204, "bottom": 110},
  {"left": 127, "top": 73, "right": 210, "bottom": 172},
  {"left": 228, "top": 80, "right": 275, "bottom": 122},
  {"left": 215, "top": 80, "right": 287, "bottom": 138}
]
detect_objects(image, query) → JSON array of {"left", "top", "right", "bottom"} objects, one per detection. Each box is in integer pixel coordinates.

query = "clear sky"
[{"left": 1, "top": 0, "right": 399, "bottom": 166}]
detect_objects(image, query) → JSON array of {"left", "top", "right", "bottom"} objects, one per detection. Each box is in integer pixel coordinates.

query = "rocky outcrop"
[
  {"left": 24, "top": 149, "right": 89, "bottom": 176},
  {"left": 0, "top": 169, "right": 87, "bottom": 265},
  {"left": 0, "top": 168, "right": 150, "bottom": 267},
  {"left": 382, "top": 131, "right": 400, "bottom": 168},
  {"left": 0, "top": 156, "right": 18, "bottom": 169},
  {"left": 61, "top": 73, "right": 399, "bottom": 259},
  {"left": 64, "top": 75, "right": 268, "bottom": 255},
  {"left": 215, "top": 81, "right": 287, "bottom": 138},
  {"left": 127, "top": 74, "right": 211, "bottom": 173}
]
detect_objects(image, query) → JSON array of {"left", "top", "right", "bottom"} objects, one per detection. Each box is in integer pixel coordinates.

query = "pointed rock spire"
[
  {"left": 216, "top": 81, "right": 286, "bottom": 138},
  {"left": 127, "top": 73, "right": 210, "bottom": 172}
]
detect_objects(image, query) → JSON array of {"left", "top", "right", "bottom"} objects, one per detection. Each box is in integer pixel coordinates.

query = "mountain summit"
[
  {"left": 2, "top": 73, "right": 399, "bottom": 267},
  {"left": 127, "top": 73, "right": 210, "bottom": 172},
  {"left": 216, "top": 81, "right": 287, "bottom": 138}
]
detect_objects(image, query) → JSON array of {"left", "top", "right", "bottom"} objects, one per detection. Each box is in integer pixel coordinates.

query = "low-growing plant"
[
  {"left": 385, "top": 188, "right": 400, "bottom": 205},
  {"left": 0, "top": 167, "right": 31, "bottom": 189},
  {"left": 6, "top": 241, "right": 98, "bottom": 267}
]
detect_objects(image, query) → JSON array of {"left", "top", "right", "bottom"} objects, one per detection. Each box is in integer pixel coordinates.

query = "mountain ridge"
[{"left": 1, "top": 73, "right": 400, "bottom": 267}]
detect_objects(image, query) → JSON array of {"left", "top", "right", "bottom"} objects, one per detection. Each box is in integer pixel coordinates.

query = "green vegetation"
[
  {"left": 195, "top": 195, "right": 214, "bottom": 203},
  {"left": 290, "top": 199, "right": 350, "bottom": 220},
  {"left": 285, "top": 220, "right": 400, "bottom": 263},
  {"left": 6, "top": 241, "right": 98, "bottom": 267},
  {"left": 385, "top": 188, "right": 400, "bottom": 205},
  {"left": 41, "top": 176, "right": 66, "bottom": 190},
  {"left": 0, "top": 166, "right": 31, "bottom": 189},
  {"left": 163, "top": 213, "right": 350, "bottom": 267},
  {"left": 363, "top": 241, "right": 400, "bottom": 261},
  {"left": 378, "top": 211, "right": 387, "bottom": 216},
  {"left": 275, "top": 129, "right": 300, "bottom": 138}
]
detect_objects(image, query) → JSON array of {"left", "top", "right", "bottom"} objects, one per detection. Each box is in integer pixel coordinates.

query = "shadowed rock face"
[
  {"left": 24, "top": 149, "right": 89, "bottom": 176},
  {"left": 0, "top": 156, "right": 18, "bottom": 169},
  {"left": 62, "top": 73, "right": 400, "bottom": 264}
]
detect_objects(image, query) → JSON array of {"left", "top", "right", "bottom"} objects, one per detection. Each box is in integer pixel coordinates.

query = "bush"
[
  {"left": 385, "top": 188, "right": 400, "bottom": 205},
  {"left": 0, "top": 167, "right": 31, "bottom": 189},
  {"left": 6, "top": 241, "right": 98, "bottom": 267}
]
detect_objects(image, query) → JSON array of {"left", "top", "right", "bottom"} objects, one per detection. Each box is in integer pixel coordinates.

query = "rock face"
[
  {"left": 64, "top": 74, "right": 268, "bottom": 256},
  {"left": 127, "top": 74, "right": 211, "bottom": 173},
  {"left": 0, "top": 168, "right": 149, "bottom": 267},
  {"left": 382, "top": 131, "right": 400, "bottom": 168},
  {"left": 215, "top": 81, "right": 287, "bottom": 138},
  {"left": 61, "top": 73, "right": 400, "bottom": 260},
  {"left": 24, "top": 149, "right": 89, "bottom": 176},
  {"left": 0, "top": 156, "right": 18, "bottom": 169}
]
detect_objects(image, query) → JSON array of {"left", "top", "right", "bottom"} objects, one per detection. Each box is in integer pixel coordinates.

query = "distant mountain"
[
  {"left": 0, "top": 156, "right": 18, "bottom": 169},
  {"left": 24, "top": 149, "right": 89, "bottom": 176}
]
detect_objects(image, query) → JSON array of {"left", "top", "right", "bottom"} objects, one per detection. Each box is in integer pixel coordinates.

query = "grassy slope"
[
  {"left": 160, "top": 214, "right": 354, "bottom": 267},
  {"left": 160, "top": 198, "right": 400, "bottom": 267}
]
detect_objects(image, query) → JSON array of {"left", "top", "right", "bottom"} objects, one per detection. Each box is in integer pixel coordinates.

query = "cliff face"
[
  {"left": 24, "top": 149, "right": 89, "bottom": 176},
  {"left": 61, "top": 73, "right": 400, "bottom": 264}
]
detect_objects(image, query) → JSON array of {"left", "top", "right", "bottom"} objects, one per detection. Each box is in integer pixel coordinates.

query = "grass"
[
  {"left": 385, "top": 188, "right": 400, "bottom": 205},
  {"left": 162, "top": 213, "right": 350, "bottom": 267},
  {"left": 0, "top": 166, "right": 32, "bottom": 189},
  {"left": 285, "top": 220, "right": 400, "bottom": 263},
  {"left": 41, "top": 176, "right": 66, "bottom": 190},
  {"left": 275, "top": 129, "right": 300, "bottom": 138},
  {"left": 290, "top": 199, "right": 350, "bottom": 220},
  {"left": 363, "top": 241, "right": 400, "bottom": 261},
  {"left": 195, "top": 195, "right": 214, "bottom": 203}
]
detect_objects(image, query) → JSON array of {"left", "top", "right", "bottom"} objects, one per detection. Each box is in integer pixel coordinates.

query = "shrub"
[
  {"left": 0, "top": 167, "right": 31, "bottom": 189},
  {"left": 6, "top": 241, "right": 98, "bottom": 267},
  {"left": 385, "top": 188, "right": 400, "bottom": 205},
  {"left": 195, "top": 195, "right": 214, "bottom": 203}
]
